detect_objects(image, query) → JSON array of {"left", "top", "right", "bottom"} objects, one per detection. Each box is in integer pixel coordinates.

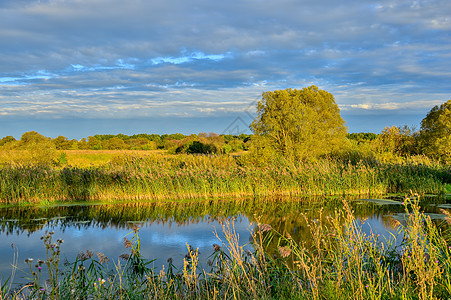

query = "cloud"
[
  {"left": 340, "top": 99, "right": 446, "bottom": 111},
  {"left": 0, "top": 0, "right": 450, "bottom": 134}
]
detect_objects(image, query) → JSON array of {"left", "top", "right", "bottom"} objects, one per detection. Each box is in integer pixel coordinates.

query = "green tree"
[
  {"left": 87, "top": 136, "right": 102, "bottom": 150},
  {"left": 371, "top": 126, "right": 417, "bottom": 162},
  {"left": 250, "top": 85, "right": 347, "bottom": 160},
  {"left": 77, "top": 138, "right": 89, "bottom": 150},
  {"left": 420, "top": 100, "right": 451, "bottom": 161},
  {"left": 18, "top": 131, "right": 58, "bottom": 165},
  {"left": 0, "top": 136, "right": 16, "bottom": 147},
  {"left": 102, "top": 137, "right": 129, "bottom": 150},
  {"left": 347, "top": 132, "right": 378, "bottom": 144},
  {"left": 20, "top": 131, "right": 49, "bottom": 147},
  {"left": 52, "top": 135, "right": 73, "bottom": 150}
]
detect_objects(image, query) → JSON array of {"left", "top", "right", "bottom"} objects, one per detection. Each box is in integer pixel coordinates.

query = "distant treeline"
[
  {"left": 0, "top": 126, "right": 449, "bottom": 163},
  {"left": 0, "top": 131, "right": 252, "bottom": 154},
  {"left": 0, "top": 130, "right": 377, "bottom": 153}
]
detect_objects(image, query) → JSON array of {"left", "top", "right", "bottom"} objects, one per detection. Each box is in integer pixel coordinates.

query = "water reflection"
[{"left": 0, "top": 195, "right": 449, "bottom": 284}]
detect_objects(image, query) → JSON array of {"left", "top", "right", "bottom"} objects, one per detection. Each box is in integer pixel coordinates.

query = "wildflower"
[{"left": 167, "top": 257, "right": 173, "bottom": 264}]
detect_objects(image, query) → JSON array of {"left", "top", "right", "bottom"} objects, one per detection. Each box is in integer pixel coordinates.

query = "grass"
[
  {"left": 0, "top": 151, "right": 450, "bottom": 204},
  {"left": 1, "top": 194, "right": 450, "bottom": 299}
]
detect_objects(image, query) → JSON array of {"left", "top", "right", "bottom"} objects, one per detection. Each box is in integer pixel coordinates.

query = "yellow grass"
[
  {"left": 0, "top": 149, "right": 169, "bottom": 168},
  {"left": 63, "top": 150, "right": 168, "bottom": 167}
]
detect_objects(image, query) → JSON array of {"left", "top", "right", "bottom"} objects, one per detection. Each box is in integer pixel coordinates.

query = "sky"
[{"left": 1, "top": 0, "right": 450, "bottom": 139}]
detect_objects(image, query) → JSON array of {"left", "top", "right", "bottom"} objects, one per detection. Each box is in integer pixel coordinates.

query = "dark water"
[{"left": 0, "top": 195, "right": 449, "bottom": 285}]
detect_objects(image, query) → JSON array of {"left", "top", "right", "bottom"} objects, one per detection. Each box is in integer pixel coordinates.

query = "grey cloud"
[{"left": 0, "top": 0, "right": 450, "bottom": 131}]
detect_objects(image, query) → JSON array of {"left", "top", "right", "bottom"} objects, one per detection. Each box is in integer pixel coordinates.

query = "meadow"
[{"left": 0, "top": 150, "right": 450, "bottom": 204}]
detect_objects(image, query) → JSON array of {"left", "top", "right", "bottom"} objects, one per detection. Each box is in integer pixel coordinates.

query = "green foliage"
[
  {"left": 57, "top": 152, "right": 68, "bottom": 165},
  {"left": 27, "top": 141, "right": 59, "bottom": 166},
  {"left": 251, "top": 85, "right": 347, "bottom": 160},
  {"left": 347, "top": 132, "right": 378, "bottom": 144},
  {"left": 20, "top": 131, "right": 49, "bottom": 145},
  {"left": 101, "top": 137, "right": 130, "bottom": 150},
  {"left": 0, "top": 136, "right": 16, "bottom": 147},
  {"left": 2, "top": 132, "right": 250, "bottom": 152},
  {"left": 175, "top": 140, "right": 218, "bottom": 154},
  {"left": 420, "top": 99, "right": 451, "bottom": 162},
  {"left": 52, "top": 135, "right": 73, "bottom": 150},
  {"left": 87, "top": 136, "right": 102, "bottom": 150},
  {"left": 371, "top": 126, "right": 418, "bottom": 162}
]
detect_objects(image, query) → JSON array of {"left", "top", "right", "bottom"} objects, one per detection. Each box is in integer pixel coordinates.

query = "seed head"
[
  {"left": 213, "top": 244, "right": 221, "bottom": 252},
  {"left": 259, "top": 224, "right": 272, "bottom": 232},
  {"left": 278, "top": 246, "right": 292, "bottom": 258},
  {"left": 119, "top": 254, "right": 130, "bottom": 260}
]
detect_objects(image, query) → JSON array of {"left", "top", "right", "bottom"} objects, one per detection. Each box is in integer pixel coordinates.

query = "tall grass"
[
  {"left": 2, "top": 194, "right": 450, "bottom": 299},
  {"left": 0, "top": 152, "right": 449, "bottom": 203}
]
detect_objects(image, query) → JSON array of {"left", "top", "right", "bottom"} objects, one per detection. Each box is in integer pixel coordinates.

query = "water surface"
[{"left": 0, "top": 195, "right": 449, "bottom": 285}]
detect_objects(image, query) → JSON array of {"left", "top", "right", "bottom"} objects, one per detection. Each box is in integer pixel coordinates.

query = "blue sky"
[{"left": 1, "top": 0, "right": 450, "bottom": 139}]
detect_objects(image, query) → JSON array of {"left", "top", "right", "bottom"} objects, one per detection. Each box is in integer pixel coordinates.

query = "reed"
[
  {"left": 0, "top": 152, "right": 449, "bottom": 204},
  {"left": 2, "top": 194, "right": 450, "bottom": 299}
]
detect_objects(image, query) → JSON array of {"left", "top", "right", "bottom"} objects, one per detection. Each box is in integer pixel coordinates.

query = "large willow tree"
[
  {"left": 420, "top": 99, "right": 451, "bottom": 161},
  {"left": 250, "top": 85, "right": 347, "bottom": 160}
]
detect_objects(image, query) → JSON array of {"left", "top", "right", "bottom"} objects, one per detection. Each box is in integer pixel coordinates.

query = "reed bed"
[
  {"left": 0, "top": 153, "right": 449, "bottom": 204},
  {"left": 2, "top": 195, "right": 450, "bottom": 299}
]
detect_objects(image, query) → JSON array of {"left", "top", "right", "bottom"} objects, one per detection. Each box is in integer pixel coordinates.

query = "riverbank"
[{"left": 0, "top": 152, "right": 450, "bottom": 204}]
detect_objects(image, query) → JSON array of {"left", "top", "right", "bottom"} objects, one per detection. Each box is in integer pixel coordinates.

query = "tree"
[
  {"left": 52, "top": 135, "right": 73, "bottom": 150},
  {"left": 0, "top": 136, "right": 16, "bottom": 147},
  {"left": 102, "top": 137, "right": 129, "bottom": 150},
  {"left": 250, "top": 85, "right": 347, "bottom": 160},
  {"left": 371, "top": 126, "right": 417, "bottom": 162},
  {"left": 87, "top": 136, "right": 102, "bottom": 150},
  {"left": 20, "top": 131, "right": 49, "bottom": 146},
  {"left": 420, "top": 99, "right": 451, "bottom": 161}
]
